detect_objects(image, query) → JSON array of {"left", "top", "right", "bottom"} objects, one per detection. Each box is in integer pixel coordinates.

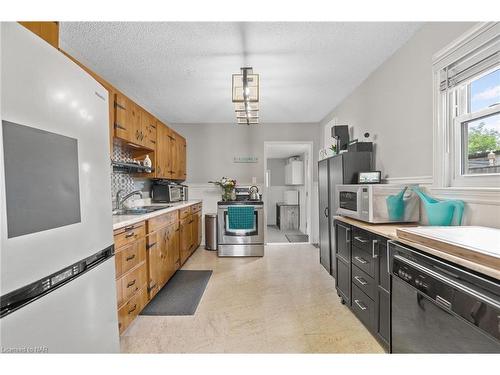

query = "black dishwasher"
[{"left": 388, "top": 241, "right": 500, "bottom": 353}]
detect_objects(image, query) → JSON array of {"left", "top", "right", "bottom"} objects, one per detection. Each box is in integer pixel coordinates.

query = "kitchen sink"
[{"left": 113, "top": 205, "right": 173, "bottom": 216}]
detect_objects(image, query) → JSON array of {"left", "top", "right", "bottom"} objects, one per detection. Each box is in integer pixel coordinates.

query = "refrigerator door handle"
[{"left": 324, "top": 207, "right": 329, "bottom": 217}]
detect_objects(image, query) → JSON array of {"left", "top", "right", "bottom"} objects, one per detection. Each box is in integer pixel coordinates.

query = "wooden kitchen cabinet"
[
  {"left": 140, "top": 110, "right": 157, "bottom": 150},
  {"left": 155, "top": 121, "right": 173, "bottom": 179},
  {"left": 146, "top": 229, "right": 165, "bottom": 300},
  {"left": 113, "top": 221, "right": 147, "bottom": 334},
  {"left": 179, "top": 216, "right": 192, "bottom": 265},
  {"left": 18, "top": 21, "right": 59, "bottom": 48},
  {"left": 114, "top": 93, "right": 134, "bottom": 142}
]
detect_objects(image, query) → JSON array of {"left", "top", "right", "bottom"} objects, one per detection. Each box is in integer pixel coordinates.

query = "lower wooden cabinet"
[
  {"left": 117, "top": 286, "right": 148, "bottom": 334},
  {"left": 179, "top": 216, "right": 192, "bottom": 265},
  {"left": 114, "top": 221, "right": 147, "bottom": 334},
  {"left": 114, "top": 203, "right": 202, "bottom": 334}
]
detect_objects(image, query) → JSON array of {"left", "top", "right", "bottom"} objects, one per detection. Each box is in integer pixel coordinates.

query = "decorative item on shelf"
[
  {"left": 143, "top": 154, "right": 152, "bottom": 168},
  {"left": 232, "top": 67, "right": 259, "bottom": 126},
  {"left": 411, "top": 186, "right": 464, "bottom": 226},
  {"left": 209, "top": 177, "right": 237, "bottom": 201}
]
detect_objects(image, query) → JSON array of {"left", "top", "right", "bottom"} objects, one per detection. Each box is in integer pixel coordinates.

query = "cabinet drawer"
[
  {"left": 351, "top": 227, "right": 373, "bottom": 253},
  {"left": 179, "top": 207, "right": 191, "bottom": 219},
  {"left": 351, "top": 264, "right": 376, "bottom": 300},
  {"left": 117, "top": 263, "right": 147, "bottom": 307},
  {"left": 115, "top": 238, "right": 146, "bottom": 278},
  {"left": 352, "top": 284, "right": 376, "bottom": 332},
  {"left": 118, "top": 286, "right": 148, "bottom": 334},
  {"left": 191, "top": 203, "right": 202, "bottom": 213},
  {"left": 352, "top": 245, "right": 376, "bottom": 278},
  {"left": 147, "top": 210, "right": 178, "bottom": 233},
  {"left": 114, "top": 222, "right": 146, "bottom": 249}
]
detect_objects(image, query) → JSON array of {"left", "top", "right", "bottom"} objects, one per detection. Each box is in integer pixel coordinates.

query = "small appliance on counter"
[
  {"left": 151, "top": 180, "right": 188, "bottom": 203},
  {"left": 336, "top": 184, "right": 420, "bottom": 223}
]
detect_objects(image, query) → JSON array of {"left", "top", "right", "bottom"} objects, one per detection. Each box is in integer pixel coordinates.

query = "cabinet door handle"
[
  {"left": 372, "top": 239, "right": 378, "bottom": 259},
  {"left": 146, "top": 242, "right": 156, "bottom": 249},
  {"left": 354, "top": 256, "right": 367, "bottom": 265},
  {"left": 354, "top": 299, "right": 367, "bottom": 311},
  {"left": 324, "top": 207, "right": 329, "bottom": 218},
  {"left": 114, "top": 102, "right": 126, "bottom": 110},
  {"left": 148, "top": 283, "right": 158, "bottom": 292},
  {"left": 354, "top": 236, "right": 368, "bottom": 244},
  {"left": 127, "top": 304, "right": 137, "bottom": 314},
  {"left": 114, "top": 123, "right": 126, "bottom": 130},
  {"left": 354, "top": 276, "right": 368, "bottom": 285},
  {"left": 150, "top": 140, "right": 156, "bottom": 144},
  {"left": 127, "top": 279, "right": 136, "bottom": 288},
  {"left": 125, "top": 232, "right": 135, "bottom": 238},
  {"left": 126, "top": 254, "right": 136, "bottom": 261}
]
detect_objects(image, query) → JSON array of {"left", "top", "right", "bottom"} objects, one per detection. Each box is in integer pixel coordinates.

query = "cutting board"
[{"left": 396, "top": 226, "right": 500, "bottom": 270}]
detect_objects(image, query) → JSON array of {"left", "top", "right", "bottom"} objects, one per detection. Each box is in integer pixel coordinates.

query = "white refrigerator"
[{"left": 0, "top": 23, "right": 119, "bottom": 353}]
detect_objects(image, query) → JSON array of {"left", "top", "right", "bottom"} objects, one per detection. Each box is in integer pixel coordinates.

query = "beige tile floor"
[{"left": 120, "top": 244, "right": 385, "bottom": 353}]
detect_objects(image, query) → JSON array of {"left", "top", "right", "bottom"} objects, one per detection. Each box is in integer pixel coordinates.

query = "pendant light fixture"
[{"left": 232, "top": 67, "right": 259, "bottom": 125}]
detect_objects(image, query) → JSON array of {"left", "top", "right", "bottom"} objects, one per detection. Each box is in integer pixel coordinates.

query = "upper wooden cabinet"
[
  {"left": 140, "top": 110, "right": 157, "bottom": 150},
  {"left": 155, "top": 123, "right": 186, "bottom": 180},
  {"left": 19, "top": 22, "right": 59, "bottom": 49}
]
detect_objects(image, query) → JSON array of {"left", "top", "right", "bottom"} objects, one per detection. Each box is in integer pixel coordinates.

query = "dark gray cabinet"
[
  {"left": 334, "top": 221, "right": 351, "bottom": 304},
  {"left": 334, "top": 219, "right": 392, "bottom": 352},
  {"left": 318, "top": 152, "right": 372, "bottom": 277}
]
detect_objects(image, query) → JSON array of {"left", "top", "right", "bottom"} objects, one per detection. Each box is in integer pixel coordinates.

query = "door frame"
[{"left": 263, "top": 141, "right": 313, "bottom": 245}]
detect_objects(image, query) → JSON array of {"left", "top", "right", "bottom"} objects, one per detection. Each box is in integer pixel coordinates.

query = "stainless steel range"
[{"left": 217, "top": 186, "right": 264, "bottom": 257}]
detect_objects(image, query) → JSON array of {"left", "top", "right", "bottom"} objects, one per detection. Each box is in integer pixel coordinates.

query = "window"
[
  {"left": 455, "top": 68, "right": 500, "bottom": 177},
  {"left": 433, "top": 22, "right": 500, "bottom": 188}
]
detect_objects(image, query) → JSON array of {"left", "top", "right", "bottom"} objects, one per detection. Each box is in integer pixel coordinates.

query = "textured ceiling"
[{"left": 59, "top": 22, "right": 422, "bottom": 124}]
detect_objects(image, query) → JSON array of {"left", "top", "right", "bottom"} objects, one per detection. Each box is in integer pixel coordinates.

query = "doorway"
[{"left": 263, "top": 142, "right": 313, "bottom": 244}]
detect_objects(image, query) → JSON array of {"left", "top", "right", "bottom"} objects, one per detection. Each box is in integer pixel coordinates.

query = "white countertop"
[{"left": 112, "top": 200, "right": 202, "bottom": 230}]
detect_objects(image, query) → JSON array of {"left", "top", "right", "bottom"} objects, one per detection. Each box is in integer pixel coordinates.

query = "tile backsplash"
[{"left": 111, "top": 143, "right": 151, "bottom": 207}]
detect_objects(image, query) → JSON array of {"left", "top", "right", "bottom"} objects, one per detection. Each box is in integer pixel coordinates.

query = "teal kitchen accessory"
[
  {"left": 228, "top": 205, "right": 255, "bottom": 230},
  {"left": 386, "top": 186, "right": 408, "bottom": 221},
  {"left": 411, "top": 187, "right": 464, "bottom": 226}
]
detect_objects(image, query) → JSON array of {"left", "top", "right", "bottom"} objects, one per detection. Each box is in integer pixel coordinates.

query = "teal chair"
[{"left": 411, "top": 186, "right": 464, "bottom": 226}]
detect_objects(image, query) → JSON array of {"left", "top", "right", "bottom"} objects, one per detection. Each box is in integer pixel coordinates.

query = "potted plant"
[{"left": 209, "top": 177, "right": 237, "bottom": 201}]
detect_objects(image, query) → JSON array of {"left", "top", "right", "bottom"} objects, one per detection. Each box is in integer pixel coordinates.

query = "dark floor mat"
[
  {"left": 140, "top": 270, "right": 212, "bottom": 316},
  {"left": 285, "top": 234, "right": 309, "bottom": 243}
]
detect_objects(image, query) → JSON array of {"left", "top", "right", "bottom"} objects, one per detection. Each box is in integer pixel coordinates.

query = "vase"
[{"left": 221, "top": 186, "right": 235, "bottom": 201}]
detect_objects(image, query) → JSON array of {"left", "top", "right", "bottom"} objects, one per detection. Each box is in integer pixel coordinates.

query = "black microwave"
[{"left": 151, "top": 181, "right": 187, "bottom": 203}]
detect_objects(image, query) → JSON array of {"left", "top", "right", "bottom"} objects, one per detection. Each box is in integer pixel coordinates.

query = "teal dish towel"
[{"left": 228, "top": 206, "right": 255, "bottom": 230}]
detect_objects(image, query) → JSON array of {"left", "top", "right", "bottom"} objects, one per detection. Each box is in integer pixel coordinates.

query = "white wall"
[
  {"left": 171, "top": 122, "right": 321, "bottom": 242},
  {"left": 320, "top": 22, "right": 474, "bottom": 179},
  {"left": 318, "top": 22, "right": 500, "bottom": 228}
]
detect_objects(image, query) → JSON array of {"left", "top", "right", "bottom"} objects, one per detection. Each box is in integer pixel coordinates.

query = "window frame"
[{"left": 433, "top": 22, "right": 500, "bottom": 189}]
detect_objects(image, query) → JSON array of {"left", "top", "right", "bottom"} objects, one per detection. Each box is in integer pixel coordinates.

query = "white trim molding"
[
  {"left": 432, "top": 22, "right": 500, "bottom": 202},
  {"left": 428, "top": 187, "right": 500, "bottom": 206},
  {"left": 384, "top": 175, "right": 433, "bottom": 185}
]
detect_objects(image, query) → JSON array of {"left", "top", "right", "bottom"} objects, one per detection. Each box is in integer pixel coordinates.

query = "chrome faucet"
[{"left": 115, "top": 189, "right": 143, "bottom": 211}]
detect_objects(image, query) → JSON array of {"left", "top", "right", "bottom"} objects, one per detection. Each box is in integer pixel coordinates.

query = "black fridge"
[{"left": 318, "top": 152, "right": 372, "bottom": 277}]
